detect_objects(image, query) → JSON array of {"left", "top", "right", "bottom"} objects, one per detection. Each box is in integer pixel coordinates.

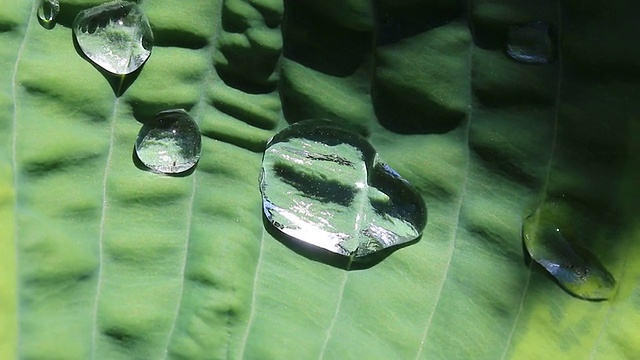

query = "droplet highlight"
[
  {"left": 73, "top": 0, "right": 153, "bottom": 75},
  {"left": 38, "top": 0, "right": 60, "bottom": 29},
  {"left": 260, "top": 120, "right": 427, "bottom": 258},
  {"left": 135, "top": 109, "right": 201, "bottom": 174},
  {"left": 506, "top": 21, "right": 555, "bottom": 64},
  {"left": 522, "top": 200, "right": 616, "bottom": 300}
]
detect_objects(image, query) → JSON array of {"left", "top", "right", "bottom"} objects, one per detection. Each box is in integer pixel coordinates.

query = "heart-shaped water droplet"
[
  {"left": 135, "top": 109, "right": 201, "bottom": 174},
  {"left": 260, "top": 120, "right": 427, "bottom": 258},
  {"left": 73, "top": 0, "right": 153, "bottom": 75}
]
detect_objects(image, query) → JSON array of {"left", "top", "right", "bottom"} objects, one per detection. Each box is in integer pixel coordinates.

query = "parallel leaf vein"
[
  {"left": 90, "top": 97, "right": 121, "bottom": 360},
  {"left": 500, "top": 2, "right": 563, "bottom": 356},
  {"left": 588, "top": 238, "right": 633, "bottom": 359},
  {"left": 237, "top": 224, "right": 266, "bottom": 360},
  {"left": 11, "top": 2, "right": 38, "bottom": 357},
  {"left": 318, "top": 269, "right": 350, "bottom": 360},
  {"left": 414, "top": 16, "right": 474, "bottom": 358},
  {"left": 162, "top": 1, "right": 224, "bottom": 357},
  {"left": 414, "top": 127, "right": 470, "bottom": 359},
  {"left": 162, "top": 176, "right": 197, "bottom": 359}
]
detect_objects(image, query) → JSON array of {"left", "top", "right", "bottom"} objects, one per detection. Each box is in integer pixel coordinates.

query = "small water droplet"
[
  {"left": 522, "top": 200, "right": 616, "bottom": 300},
  {"left": 72, "top": 1, "right": 153, "bottom": 75},
  {"left": 135, "top": 109, "right": 201, "bottom": 174},
  {"left": 260, "top": 120, "right": 427, "bottom": 258},
  {"left": 37, "top": 0, "right": 60, "bottom": 29},
  {"left": 506, "top": 21, "right": 555, "bottom": 64}
]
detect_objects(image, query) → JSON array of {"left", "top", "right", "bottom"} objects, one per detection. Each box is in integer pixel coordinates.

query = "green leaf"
[{"left": 2, "top": 0, "right": 640, "bottom": 359}]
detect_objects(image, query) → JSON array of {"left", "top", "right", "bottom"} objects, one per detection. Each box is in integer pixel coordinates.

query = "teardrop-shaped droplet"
[
  {"left": 260, "top": 120, "right": 427, "bottom": 258},
  {"left": 506, "top": 21, "right": 555, "bottom": 64},
  {"left": 37, "top": 0, "right": 60, "bottom": 29},
  {"left": 522, "top": 200, "right": 616, "bottom": 300},
  {"left": 72, "top": 1, "right": 153, "bottom": 75},
  {"left": 135, "top": 109, "right": 201, "bottom": 174}
]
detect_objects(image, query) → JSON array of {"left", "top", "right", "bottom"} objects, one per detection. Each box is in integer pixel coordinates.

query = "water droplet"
[
  {"left": 506, "top": 21, "right": 555, "bottom": 64},
  {"left": 135, "top": 109, "right": 201, "bottom": 174},
  {"left": 260, "top": 120, "right": 427, "bottom": 258},
  {"left": 72, "top": 1, "right": 153, "bottom": 75},
  {"left": 522, "top": 200, "right": 616, "bottom": 300},
  {"left": 37, "top": 0, "right": 60, "bottom": 29}
]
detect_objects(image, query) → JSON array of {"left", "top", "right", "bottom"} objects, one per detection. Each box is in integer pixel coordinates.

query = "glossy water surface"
[
  {"left": 260, "top": 120, "right": 427, "bottom": 258},
  {"left": 73, "top": 0, "right": 153, "bottom": 75},
  {"left": 135, "top": 109, "right": 201, "bottom": 174}
]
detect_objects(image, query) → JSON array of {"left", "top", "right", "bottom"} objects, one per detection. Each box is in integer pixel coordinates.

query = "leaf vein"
[
  {"left": 588, "top": 237, "right": 633, "bottom": 359},
  {"left": 499, "top": 264, "right": 532, "bottom": 360},
  {"left": 318, "top": 269, "right": 350, "bottom": 360},
  {"left": 162, "top": 176, "right": 197, "bottom": 359},
  {"left": 163, "top": 1, "right": 225, "bottom": 357},
  {"left": 414, "top": 16, "right": 474, "bottom": 358},
  {"left": 237, "top": 223, "right": 266, "bottom": 360},
  {"left": 500, "top": 2, "right": 563, "bottom": 357},
  {"left": 90, "top": 97, "right": 121, "bottom": 359},
  {"left": 11, "top": 2, "right": 38, "bottom": 357}
]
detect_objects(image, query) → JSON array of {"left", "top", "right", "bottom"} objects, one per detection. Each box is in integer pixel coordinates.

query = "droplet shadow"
[
  {"left": 262, "top": 214, "right": 421, "bottom": 271},
  {"left": 131, "top": 146, "right": 197, "bottom": 178},
  {"left": 72, "top": 32, "right": 145, "bottom": 97}
]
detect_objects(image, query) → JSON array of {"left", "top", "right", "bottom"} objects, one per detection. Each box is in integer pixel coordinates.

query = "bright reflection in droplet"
[{"left": 260, "top": 120, "right": 427, "bottom": 258}]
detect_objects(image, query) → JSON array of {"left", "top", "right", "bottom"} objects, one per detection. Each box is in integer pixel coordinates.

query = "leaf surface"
[{"left": 2, "top": 0, "right": 640, "bottom": 359}]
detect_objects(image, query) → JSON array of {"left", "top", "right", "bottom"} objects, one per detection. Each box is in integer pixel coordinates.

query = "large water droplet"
[
  {"left": 72, "top": 1, "right": 153, "bottom": 75},
  {"left": 38, "top": 0, "right": 60, "bottom": 29},
  {"left": 506, "top": 21, "right": 555, "bottom": 64},
  {"left": 135, "top": 109, "right": 201, "bottom": 174},
  {"left": 260, "top": 120, "right": 427, "bottom": 258},
  {"left": 522, "top": 200, "right": 616, "bottom": 300}
]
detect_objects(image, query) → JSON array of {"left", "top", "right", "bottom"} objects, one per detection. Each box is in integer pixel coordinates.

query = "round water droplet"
[
  {"left": 522, "top": 200, "right": 616, "bottom": 300},
  {"left": 72, "top": 1, "right": 153, "bottom": 75},
  {"left": 135, "top": 109, "right": 201, "bottom": 174},
  {"left": 260, "top": 120, "right": 427, "bottom": 258},
  {"left": 37, "top": 0, "right": 60, "bottom": 29},
  {"left": 506, "top": 21, "right": 555, "bottom": 64}
]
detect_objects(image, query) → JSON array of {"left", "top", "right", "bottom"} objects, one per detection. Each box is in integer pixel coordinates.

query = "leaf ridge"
[
  {"left": 414, "top": 15, "right": 474, "bottom": 358},
  {"left": 588, "top": 240, "right": 634, "bottom": 359},
  {"left": 499, "top": 263, "right": 532, "bottom": 360},
  {"left": 500, "top": 2, "right": 563, "bottom": 356},
  {"left": 414, "top": 125, "right": 471, "bottom": 359},
  {"left": 90, "top": 97, "right": 121, "bottom": 360},
  {"left": 318, "top": 269, "right": 350, "bottom": 360},
  {"left": 11, "top": 2, "right": 37, "bottom": 357},
  {"left": 161, "top": 1, "right": 225, "bottom": 357},
  {"left": 588, "top": 304, "right": 614, "bottom": 360},
  {"left": 236, "top": 223, "right": 267, "bottom": 360},
  {"left": 161, "top": 176, "right": 197, "bottom": 360}
]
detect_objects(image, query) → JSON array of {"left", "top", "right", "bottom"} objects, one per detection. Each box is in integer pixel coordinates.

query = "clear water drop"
[
  {"left": 135, "top": 109, "right": 201, "bottom": 174},
  {"left": 260, "top": 120, "right": 427, "bottom": 258},
  {"left": 72, "top": 1, "right": 153, "bottom": 75},
  {"left": 506, "top": 21, "right": 555, "bottom": 64},
  {"left": 37, "top": 0, "right": 60, "bottom": 29},
  {"left": 522, "top": 200, "right": 616, "bottom": 300}
]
